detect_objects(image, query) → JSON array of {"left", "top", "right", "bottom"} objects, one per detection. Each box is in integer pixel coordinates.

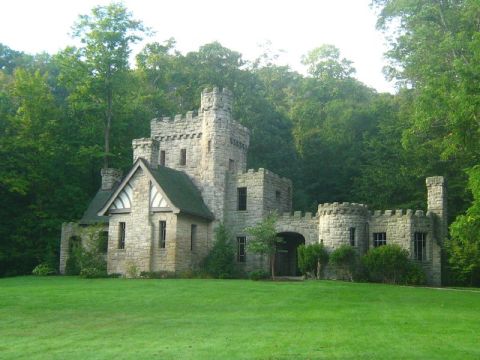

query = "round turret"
[{"left": 317, "top": 202, "right": 369, "bottom": 251}]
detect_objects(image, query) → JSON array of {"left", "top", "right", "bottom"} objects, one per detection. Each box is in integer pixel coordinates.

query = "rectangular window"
[
  {"left": 159, "top": 221, "right": 166, "bottom": 249},
  {"left": 180, "top": 149, "right": 186, "bottom": 165},
  {"left": 349, "top": 227, "right": 356, "bottom": 247},
  {"left": 275, "top": 190, "right": 281, "bottom": 202},
  {"left": 414, "top": 232, "right": 427, "bottom": 261},
  {"left": 160, "top": 150, "right": 166, "bottom": 166},
  {"left": 237, "top": 236, "right": 246, "bottom": 263},
  {"left": 373, "top": 232, "right": 386, "bottom": 247},
  {"left": 118, "top": 222, "right": 126, "bottom": 249},
  {"left": 191, "top": 224, "right": 197, "bottom": 251},
  {"left": 237, "top": 187, "right": 247, "bottom": 211},
  {"left": 208, "top": 140, "right": 211, "bottom": 153},
  {"left": 229, "top": 159, "right": 235, "bottom": 172}
]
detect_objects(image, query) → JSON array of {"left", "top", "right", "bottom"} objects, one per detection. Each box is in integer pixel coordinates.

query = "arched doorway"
[{"left": 275, "top": 232, "right": 305, "bottom": 276}]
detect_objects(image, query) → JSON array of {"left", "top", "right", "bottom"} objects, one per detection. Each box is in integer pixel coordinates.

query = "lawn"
[{"left": 0, "top": 277, "right": 479, "bottom": 359}]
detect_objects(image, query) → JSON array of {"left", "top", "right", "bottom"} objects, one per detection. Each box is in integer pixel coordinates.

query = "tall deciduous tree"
[{"left": 71, "top": 3, "right": 148, "bottom": 168}]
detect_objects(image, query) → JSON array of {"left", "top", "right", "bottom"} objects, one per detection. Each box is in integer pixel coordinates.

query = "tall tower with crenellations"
[{"left": 199, "top": 87, "right": 249, "bottom": 221}]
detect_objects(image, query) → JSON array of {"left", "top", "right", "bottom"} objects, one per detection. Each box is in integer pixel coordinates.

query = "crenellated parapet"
[
  {"left": 371, "top": 209, "right": 433, "bottom": 218},
  {"left": 317, "top": 202, "right": 369, "bottom": 216},
  {"left": 281, "top": 211, "right": 317, "bottom": 221},
  {"left": 201, "top": 87, "right": 233, "bottom": 113}
]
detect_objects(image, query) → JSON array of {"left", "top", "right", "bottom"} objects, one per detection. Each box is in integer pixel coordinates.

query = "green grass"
[{"left": 0, "top": 277, "right": 479, "bottom": 359}]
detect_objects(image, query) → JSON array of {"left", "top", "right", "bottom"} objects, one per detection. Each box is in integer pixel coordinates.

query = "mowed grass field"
[{"left": 0, "top": 277, "right": 479, "bottom": 359}]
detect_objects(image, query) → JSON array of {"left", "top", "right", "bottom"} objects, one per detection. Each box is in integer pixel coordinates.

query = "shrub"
[
  {"left": 202, "top": 223, "right": 236, "bottom": 278},
  {"left": 297, "top": 243, "right": 329, "bottom": 279},
  {"left": 32, "top": 263, "right": 56, "bottom": 276},
  {"left": 126, "top": 262, "right": 140, "bottom": 278},
  {"left": 330, "top": 245, "right": 357, "bottom": 281},
  {"left": 405, "top": 262, "right": 427, "bottom": 285},
  {"left": 248, "top": 269, "right": 270, "bottom": 281},
  {"left": 362, "top": 244, "right": 421, "bottom": 284},
  {"left": 79, "top": 267, "right": 108, "bottom": 278},
  {"left": 65, "top": 249, "right": 81, "bottom": 275}
]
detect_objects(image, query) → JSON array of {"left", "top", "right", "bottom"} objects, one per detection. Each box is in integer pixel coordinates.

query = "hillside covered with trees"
[{"left": 1, "top": 1, "right": 479, "bottom": 285}]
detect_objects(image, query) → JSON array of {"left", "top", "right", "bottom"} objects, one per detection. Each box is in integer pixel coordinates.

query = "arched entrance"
[{"left": 275, "top": 232, "right": 305, "bottom": 276}]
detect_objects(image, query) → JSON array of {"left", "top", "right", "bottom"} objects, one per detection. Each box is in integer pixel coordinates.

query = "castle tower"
[
  {"left": 199, "top": 87, "right": 249, "bottom": 221},
  {"left": 426, "top": 176, "right": 447, "bottom": 286},
  {"left": 132, "top": 138, "right": 160, "bottom": 166},
  {"left": 426, "top": 176, "right": 447, "bottom": 242}
]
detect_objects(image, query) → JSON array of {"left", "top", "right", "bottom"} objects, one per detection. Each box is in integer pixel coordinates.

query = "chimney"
[{"left": 101, "top": 168, "right": 123, "bottom": 190}]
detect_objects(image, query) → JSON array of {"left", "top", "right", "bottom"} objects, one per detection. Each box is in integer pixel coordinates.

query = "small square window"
[{"left": 373, "top": 232, "right": 386, "bottom": 247}]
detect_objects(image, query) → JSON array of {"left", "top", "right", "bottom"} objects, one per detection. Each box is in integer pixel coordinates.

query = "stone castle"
[{"left": 60, "top": 88, "right": 446, "bottom": 285}]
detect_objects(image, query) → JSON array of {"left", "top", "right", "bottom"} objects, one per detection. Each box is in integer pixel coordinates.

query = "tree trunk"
[
  {"left": 104, "top": 79, "right": 113, "bottom": 169},
  {"left": 270, "top": 253, "right": 276, "bottom": 280}
]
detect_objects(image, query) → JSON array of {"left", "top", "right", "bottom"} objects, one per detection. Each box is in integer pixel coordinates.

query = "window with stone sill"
[
  {"left": 160, "top": 150, "right": 166, "bottom": 166},
  {"left": 237, "top": 187, "right": 247, "bottom": 211},
  {"left": 159, "top": 221, "right": 166, "bottom": 249},
  {"left": 118, "top": 222, "right": 126, "bottom": 249},
  {"left": 237, "top": 236, "right": 246, "bottom": 263},
  {"left": 373, "top": 232, "right": 386, "bottom": 247},
  {"left": 191, "top": 224, "right": 197, "bottom": 251},
  {"left": 413, "top": 232, "right": 427, "bottom": 261},
  {"left": 349, "top": 227, "right": 356, "bottom": 247},
  {"left": 180, "top": 148, "right": 186, "bottom": 166}
]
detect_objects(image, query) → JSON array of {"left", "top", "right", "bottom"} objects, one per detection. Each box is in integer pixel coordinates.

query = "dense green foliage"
[
  {"left": 297, "top": 243, "right": 329, "bottom": 278},
  {"left": 202, "top": 223, "right": 236, "bottom": 279},
  {"left": 329, "top": 245, "right": 358, "bottom": 281},
  {"left": 1, "top": 277, "right": 479, "bottom": 359},
  {"left": 449, "top": 166, "right": 480, "bottom": 286},
  {"left": 0, "top": 2, "right": 479, "bottom": 283},
  {"left": 362, "top": 244, "right": 426, "bottom": 285}
]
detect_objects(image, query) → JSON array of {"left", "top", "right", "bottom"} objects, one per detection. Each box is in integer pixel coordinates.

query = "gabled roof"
[
  {"left": 79, "top": 187, "right": 117, "bottom": 225},
  {"left": 98, "top": 158, "right": 214, "bottom": 221}
]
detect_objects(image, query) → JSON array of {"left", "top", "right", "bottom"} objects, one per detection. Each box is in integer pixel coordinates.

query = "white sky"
[{"left": 0, "top": 0, "right": 394, "bottom": 93}]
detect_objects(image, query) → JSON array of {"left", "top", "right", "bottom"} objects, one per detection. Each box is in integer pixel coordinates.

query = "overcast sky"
[{"left": 0, "top": 0, "right": 395, "bottom": 93}]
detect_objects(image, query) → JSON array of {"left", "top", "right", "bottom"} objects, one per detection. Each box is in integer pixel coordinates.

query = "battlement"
[
  {"left": 426, "top": 176, "right": 445, "bottom": 187},
  {"left": 281, "top": 211, "right": 317, "bottom": 221},
  {"left": 244, "top": 168, "right": 291, "bottom": 183},
  {"left": 318, "top": 202, "right": 369, "bottom": 215},
  {"left": 371, "top": 209, "right": 432, "bottom": 218},
  {"left": 201, "top": 87, "right": 233, "bottom": 113},
  {"left": 151, "top": 110, "right": 201, "bottom": 124}
]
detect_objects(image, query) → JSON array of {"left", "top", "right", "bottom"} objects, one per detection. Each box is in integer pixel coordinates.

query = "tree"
[
  {"left": 297, "top": 243, "right": 329, "bottom": 279},
  {"left": 245, "top": 212, "right": 283, "bottom": 279},
  {"left": 71, "top": 3, "right": 148, "bottom": 168},
  {"left": 203, "top": 223, "right": 236, "bottom": 278},
  {"left": 449, "top": 166, "right": 480, "bottom": 286},
  {"left": 301, "top": 45, "right": 355, "bottom": 80}
]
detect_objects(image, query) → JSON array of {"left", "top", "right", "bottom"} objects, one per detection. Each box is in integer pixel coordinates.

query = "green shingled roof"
[
  {"left": 146, "top": 160, "right": 214, "bottom": 220},
  {"left": 79, "top": 188, "right": 116, "bottom": 225}
]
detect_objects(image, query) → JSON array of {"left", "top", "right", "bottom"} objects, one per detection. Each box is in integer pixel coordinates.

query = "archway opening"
[{"left": 275, "top": 232, "right": 305, "bottom": 276}]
